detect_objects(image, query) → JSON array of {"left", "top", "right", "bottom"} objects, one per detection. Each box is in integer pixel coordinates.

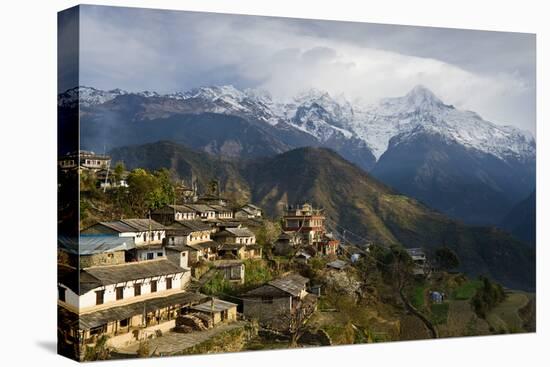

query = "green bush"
[{"left": 470, "top": 276, "right": 506, "bottom": 318}]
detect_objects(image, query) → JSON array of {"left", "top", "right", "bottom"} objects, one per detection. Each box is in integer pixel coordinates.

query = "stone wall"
[{"left": 80, "top": 251, "right": 126, "bottom": 268}]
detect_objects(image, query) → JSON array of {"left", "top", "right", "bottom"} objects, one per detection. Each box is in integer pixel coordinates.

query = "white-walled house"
[
  {"left": 165, "top": 220, "right": 213, "bottom": 247},
  {"left": 58, "top": 259, "right": 191, "bottom": 313},
  {"left": 151, "top": 204, "right": 197, "bottom": 225},
  {"left": 57, "top": 259, "right": 203, "bottom": 352},
  {"left": 183, "top": 204, "right": 217, "bottom": 219},
  {"left": 208, "top": 204, "right": 234, "bottom": 219},
  {"left": 214, "top": 227, "right": 256, "bottom": 245},
  {"left": 81, "top": 219, "right": 166, "bottom": 246}
]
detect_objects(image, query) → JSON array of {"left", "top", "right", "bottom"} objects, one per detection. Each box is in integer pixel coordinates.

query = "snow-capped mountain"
[
  {"left": 61, "top": 84, "right": 536, "bottom": 225},
  {"left": 59, "top": 84, "right": 535, "bottom": 164},
  {"left": 349, "top": 85, "right": 535, "bottom": 161}
]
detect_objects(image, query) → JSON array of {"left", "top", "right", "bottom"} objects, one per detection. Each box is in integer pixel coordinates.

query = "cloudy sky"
[{"left": 60, "top": 5, "right": 536, "bottom": 134}]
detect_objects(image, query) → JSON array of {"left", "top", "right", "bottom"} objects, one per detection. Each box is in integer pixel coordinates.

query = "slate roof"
[
  {"left": 327, "top": 259, "right": 348, "bottom": 270},
  {"left": 87, "top": 219, "right": 165, "bottom": 233},
  {"left": 173, "top": 220, "right": 212, "bottom": 232},
  {"left": 187, "top": 241, "right": 218, "bottom": 251},
  {"left": 155, "top": 205, "right": 196, "bottom": 214},
  {"left": 208, "top": 204, "right": 232, "bottom": 212},
  {"left": 184, "top": 204, "right": 216, "bottom": 213},
  {"left": 76, "top": 259, "right": 187, "bottom": 294},
  {"left": 268, "top": 274, "right": 309, "bottom": 297},
  {"left": 244, "top": 204, "right": 262, "bottom": 211},
  {"left": 216, "top": 227, "right": 255, "bottom": 238},
  {"left": 243, "top": 273, "right": 309, "bottom": 298},
  {"left": 191, "top": 298, "right": 238, "bottom": 313},
  {"left": 219, "top": 243, "right": 245, "bottom": 250},
  {"left": 60, "top": 292, "right": 207, "bottom": 330}
]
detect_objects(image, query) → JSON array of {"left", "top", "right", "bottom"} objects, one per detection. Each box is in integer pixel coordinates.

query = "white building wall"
[{"left": 60, "top": 271, "right": 191, "bottom": 311}]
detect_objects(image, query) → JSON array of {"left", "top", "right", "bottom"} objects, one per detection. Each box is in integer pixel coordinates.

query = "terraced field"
[{"left": 486, "top": 292, "right": 532, "bottom": 333}]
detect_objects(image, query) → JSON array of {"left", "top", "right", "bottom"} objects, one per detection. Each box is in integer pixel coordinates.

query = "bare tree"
[{"left": 278, "top": 298, "right": 316, "bottom": 347}]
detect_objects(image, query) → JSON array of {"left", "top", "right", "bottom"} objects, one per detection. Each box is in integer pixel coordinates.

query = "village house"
[
  {"left": 96, "top": 169, "right": 129, "bottom": 190},
  {"left": 58, "top": 235, "right": 135, "bottom": 268},
  {"left": 58, "top": 259, "right": 192, "bottom": 313},
  {"left": 57, "top": 258, "right": 201, "bottom": 350},
  {"left": 214, "top": 227, "right": 256, "bottom": 245},
  {"left": 213, "top": 227, "right": 262, "bottom": 260},
  {"left": 58, "top": 150, "right": 111, "bottom": 172},
  {"left": 196, "top": 194, "right": 229, "bottom": 207},
  {"left": 282, "top": 203, "right": 326, "bottom": 245},
  {"left": 190, "top": 298, "right": 238, "bottom": 326},
  {"left": 406, "top": 248, "right": 429, "bottom": 276},
  {"left": 207, "top": 204, "right": 234, "bottom": 219},
  {"left": 151, "top": 204, "right": 197, "bottom": 225},
  {"left": 165, "top": 220, "right": 212, "bottom": 247},
  {"left": 234, "top": 203, "right": 263, "bottom": 219},
  {"left": 81, "top": 219, "right": 166, "bottom": 246},
  {"left": 281, "top": 203, "right": 339, "bottom": 257},
  {"left": 241, "top": 273, "right": 318, "bottom": 329},
  {"left": 183, "top": 203, "right": 217, "bottom": 220},
  {"left": 211, "top": 259, "right": 246, "bottom": 284},
  {"left": 272, "top": 232, "right": 300, "bottom": 256}
]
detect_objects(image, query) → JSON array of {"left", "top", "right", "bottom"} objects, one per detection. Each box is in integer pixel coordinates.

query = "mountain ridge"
[{"left": 109, "top": 141, "right": 535, "bottom": 291}]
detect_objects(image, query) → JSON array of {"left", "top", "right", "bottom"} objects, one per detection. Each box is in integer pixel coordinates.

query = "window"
[
  {"left": 166, "top": 277, "right": 172, "bottom": 289},
  {"left": 147, "top": 252, "right": 154, "bottom": 260},
  {"left": 119, "top": 318, "right": 129, "bottom": 327},
  {"left": 134, "top": 283, "right": 141, "bottom": 296},
  {"left": 58, "top": 286, "right": 66, "bottom": 302},
  {"left": 95, "top": 290, "right": 105, "bottom": 305},
  {"left": 150, "top": 280, "right": 157, "bottom": 293},
  {"left": 261, "top": 296, "right": 273, "bottom": 304},
  {"left": 157, "top": 252, "right": 163, "bottom": 257},
  {"left": 144, "top": 233, "right": 147, "bottom": 242},
  {"left": 116, "top": 286, "right": 124, "bottom": 300}
]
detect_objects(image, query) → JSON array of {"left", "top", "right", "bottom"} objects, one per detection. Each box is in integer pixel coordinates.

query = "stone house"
[
  {"left": 190, "top": 298, "right": 238, "bottom": 326},
  {"left": 58, "top": 235, "right": 135, "bottom": 268},
  {"left": 241, "top": 273, "right": 317, "bottom": 329}
]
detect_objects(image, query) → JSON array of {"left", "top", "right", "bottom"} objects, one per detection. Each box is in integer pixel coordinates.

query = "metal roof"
[{"left": 58, "top": 235, "right": 135, "bottom": 255}]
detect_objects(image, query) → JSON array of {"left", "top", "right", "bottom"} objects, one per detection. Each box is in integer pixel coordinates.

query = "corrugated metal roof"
[{"left": 59, "top": 235, "right": 136, "bottom": 255}]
